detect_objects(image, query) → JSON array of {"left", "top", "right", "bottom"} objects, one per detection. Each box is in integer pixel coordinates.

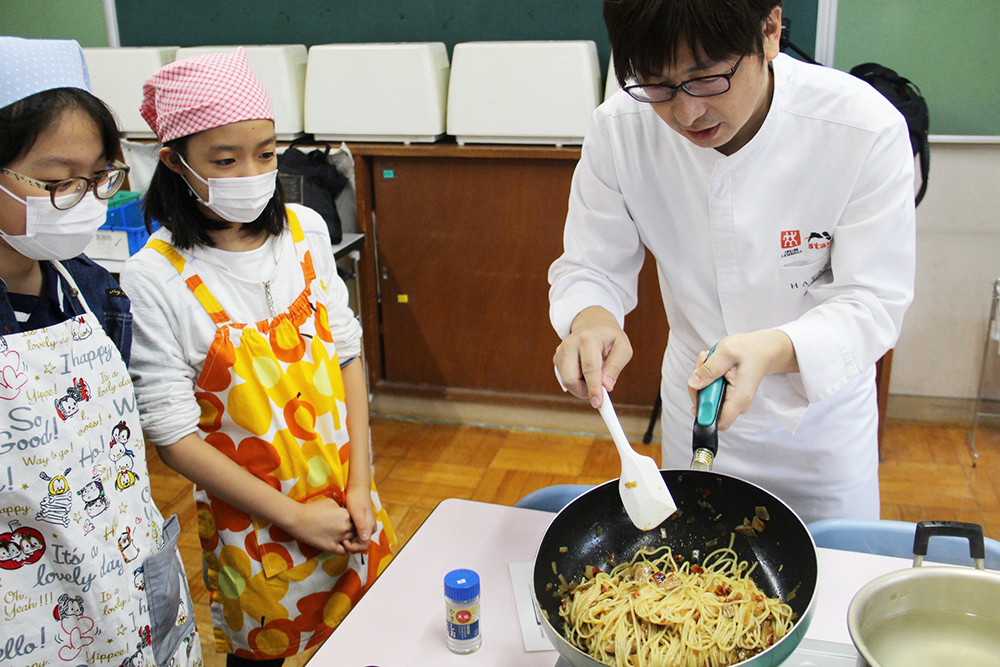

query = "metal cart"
[{"left": 969, "top": 277, "right": 1000, "bottom": 467}]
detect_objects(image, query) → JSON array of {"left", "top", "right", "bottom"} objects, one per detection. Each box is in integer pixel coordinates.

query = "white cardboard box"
[
  {"left": 447, "top": 41, "right": 601, "bottom": 146},
  {"left": 305, "top": 43, "right": 449, "bottom": 143},
  {"left": 82, "top": 47, "right": 178, "bottom": 137}
]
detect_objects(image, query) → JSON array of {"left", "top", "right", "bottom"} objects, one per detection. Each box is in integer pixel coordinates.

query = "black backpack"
[
  {"left": 849, "top": 63, "right": 930, "bottom": 205},
  {"left": 277, "top": 141, "right": 350, "bottom": 243}
]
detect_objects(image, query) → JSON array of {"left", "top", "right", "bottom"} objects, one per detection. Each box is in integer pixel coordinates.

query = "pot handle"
[{"left": 913, "top": 520, "right": 986, "bottom": 570}]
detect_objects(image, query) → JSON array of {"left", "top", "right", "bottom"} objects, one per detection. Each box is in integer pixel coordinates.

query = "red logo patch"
[
  {"left": 456, "top": 610, "right": 472, "bottom": 624},
  {"left": 780, "top": 230, "right": 801, "bottom": 249}
]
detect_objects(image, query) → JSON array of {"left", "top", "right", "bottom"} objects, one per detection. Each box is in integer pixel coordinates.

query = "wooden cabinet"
[{"left": 351, "top": 143, "right": 667, "bottom": 410}]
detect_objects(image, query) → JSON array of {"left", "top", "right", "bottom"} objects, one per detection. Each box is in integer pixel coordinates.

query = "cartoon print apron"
[
  {"left": 0, "top": 261, "right": 201, "bottom": 667},
  {"left": 149, "top": 208, "right": 395, "bottom": 659}
]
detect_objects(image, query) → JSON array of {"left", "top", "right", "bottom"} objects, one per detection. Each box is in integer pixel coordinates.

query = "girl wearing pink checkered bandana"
[{"left": 121, "top": 48, "right": 396, "bottom": 667}]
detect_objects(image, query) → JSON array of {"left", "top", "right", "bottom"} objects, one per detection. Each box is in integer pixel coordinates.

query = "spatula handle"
[{"left": 598, "top": 388, "right": 633, "bottom": 459}]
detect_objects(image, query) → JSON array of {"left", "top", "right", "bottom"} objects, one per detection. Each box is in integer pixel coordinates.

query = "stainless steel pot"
[{"left": 847, "top": 522, "right": 1000, "bottom": 667}]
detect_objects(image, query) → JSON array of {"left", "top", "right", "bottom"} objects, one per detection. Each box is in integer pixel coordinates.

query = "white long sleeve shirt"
[
  {"left": 549, "top": 54, "right": 916, "bottom": 522},
  {"left": 121, "top": 203, "right": 362, "bottom": 447}
]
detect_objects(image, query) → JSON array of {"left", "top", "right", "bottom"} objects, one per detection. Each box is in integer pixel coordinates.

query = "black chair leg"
[{"left": 642, "top": 393, "right": 662, "bottom": 444}]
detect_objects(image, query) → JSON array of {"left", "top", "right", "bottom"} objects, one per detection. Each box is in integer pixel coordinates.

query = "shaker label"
[
  {"left": 448, "top": 619, "right": 480, "bottom": 641},
  {"left": 446, "top": 602, "right": 480, "bottom": 640}
]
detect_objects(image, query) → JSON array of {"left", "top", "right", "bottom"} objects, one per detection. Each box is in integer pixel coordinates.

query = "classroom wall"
[
  {"left": 889, "top": 142, "right": 1000, "bottom": 402},
  {"left": 834, "top": 1, "right": 1000, "bottom": 404},
  {"left": 834, "top": 0, "right": 1000, "bottom": 137},
  {"left": 0, "top": 0, "right": 108, "bottom": 47}
]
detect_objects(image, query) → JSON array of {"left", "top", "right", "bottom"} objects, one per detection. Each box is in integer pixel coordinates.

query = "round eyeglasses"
[
  {"left": 0, "top": 160, "right": 131, "bottom": 210},
  {"left": 622, "top": 55, "right": 745, "bottom": 104}
]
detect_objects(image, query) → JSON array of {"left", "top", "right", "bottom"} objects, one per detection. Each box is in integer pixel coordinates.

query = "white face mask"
[
  {"left": 177, "top": 154, "right": 277, "bottom": 224},
  {"left": 0, "top": 184, "right": 107, "bottom": 261}
]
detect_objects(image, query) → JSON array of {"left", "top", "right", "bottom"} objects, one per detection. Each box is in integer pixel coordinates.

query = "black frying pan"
[{"left": 531, "top": 377, "right": 818, "bottom": 667}]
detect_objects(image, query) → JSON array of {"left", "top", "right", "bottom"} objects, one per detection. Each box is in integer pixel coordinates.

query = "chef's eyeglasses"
[
  {"left": 0, "top": 160, "right": 130, "bottom": 210},
  {"left": 623, "top": 55, "right": 745, "bottom": 104}
]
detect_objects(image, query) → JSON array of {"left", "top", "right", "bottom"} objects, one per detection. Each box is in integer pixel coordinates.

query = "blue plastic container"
[{"left": 92, "top": 198, "right": 159, "bottom": 259}]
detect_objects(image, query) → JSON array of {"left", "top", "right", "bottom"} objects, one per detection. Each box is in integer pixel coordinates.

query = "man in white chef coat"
[{"left": 549, "top": 0, "right": 916, "bottom": 522}]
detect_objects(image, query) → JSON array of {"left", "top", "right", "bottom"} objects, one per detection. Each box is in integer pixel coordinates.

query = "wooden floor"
[{"left": 147, "top": 416, "right": 1000, "bottom": 667}]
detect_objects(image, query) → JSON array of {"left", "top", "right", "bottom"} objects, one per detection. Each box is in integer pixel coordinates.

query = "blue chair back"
[
  {"left": 514, "top": 484, "right": 593, "bottom": 513},
  {"left": 807, "top": 518, "right": 1000, "bottom": 570}
]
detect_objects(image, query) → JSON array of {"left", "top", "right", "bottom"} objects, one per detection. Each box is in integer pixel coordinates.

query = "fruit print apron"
[
  {"left": 0, "top": 261, "right": 201, "bottom": 667},
  {"left": 149, "top": 209, "right": 395, "bottom": 660}
]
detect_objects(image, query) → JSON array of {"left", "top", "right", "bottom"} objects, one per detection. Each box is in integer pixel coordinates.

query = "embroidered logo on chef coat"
[
  {"left": 780, "top": 230, "right": 801, "bottom": 249},
  {"left": 807, "top": 231, "right": 832, "bottom": 250}
]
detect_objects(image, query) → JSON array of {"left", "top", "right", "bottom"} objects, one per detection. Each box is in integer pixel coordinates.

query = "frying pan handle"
[
  {"left": 912, "top": 521, "right": 986, "bottom": 569},
  {"left": 691, "top": 344, "right": 727, "bottom": 471}
]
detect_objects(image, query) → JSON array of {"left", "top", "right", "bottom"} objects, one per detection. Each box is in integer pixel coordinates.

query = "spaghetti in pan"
[
  {"left": 558, "top": 537, "right": 795, "bottom": 667},
  {"left": 531, "top": 470, "right": 818, "bottom": 667}
]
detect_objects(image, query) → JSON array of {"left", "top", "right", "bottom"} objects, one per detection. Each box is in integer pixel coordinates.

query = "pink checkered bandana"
[{"left": 140, "top": 47, "right": 274, "bottom": 143}]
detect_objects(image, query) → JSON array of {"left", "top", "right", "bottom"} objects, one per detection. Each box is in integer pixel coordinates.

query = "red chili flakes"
[{"left": 691, "top": 565, "right": 705, "bottom": 574}]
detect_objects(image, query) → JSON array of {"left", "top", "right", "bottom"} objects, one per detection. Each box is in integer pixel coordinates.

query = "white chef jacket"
[
  {"left": 549, "top": 54, "right": 916, "bottom": 523},
  {"left": 121, "top": 203, "right": 363, "bottom": 447}
]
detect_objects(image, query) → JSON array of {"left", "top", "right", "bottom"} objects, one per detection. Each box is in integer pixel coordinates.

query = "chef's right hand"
[
  {"left": 554, "top": 306, "right": 633, "bottom": 408},
  {"left": 285, "top": 497, "right": 356, "bottom": 555}
]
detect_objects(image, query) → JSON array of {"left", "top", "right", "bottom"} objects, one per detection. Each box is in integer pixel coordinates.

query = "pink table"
[{"left": 308, "top": 498, "right": 920, "bottom": 666}]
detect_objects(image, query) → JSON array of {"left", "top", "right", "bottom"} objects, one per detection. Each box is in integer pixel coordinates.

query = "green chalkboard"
[
  {"left": 116, "top": 0, "right": 819, "bottom": 88},
  {"left": 834, "top": 0, "right": 1000, "bottom": 137}
]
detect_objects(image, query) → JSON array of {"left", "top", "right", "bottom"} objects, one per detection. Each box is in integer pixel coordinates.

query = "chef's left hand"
[
  {"left": 687, "top": 330, "right": 798, "bottom": 431},
  {"left": 343, "top": 484, "right": 376, "bottom": 553}
]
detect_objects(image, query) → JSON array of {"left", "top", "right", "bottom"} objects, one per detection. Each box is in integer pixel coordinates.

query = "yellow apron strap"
[
  {"left": 284, "top": 207, "right": 317, "bottom": 285},
  {"left": 148, "top": 238, "right": 232, "bottom": 325},
  {"left": 147, "top": 238, "right": 187, "bottom": 274},
  {"left": 286, "top": 207, "right": 304, "bottom": 242}
]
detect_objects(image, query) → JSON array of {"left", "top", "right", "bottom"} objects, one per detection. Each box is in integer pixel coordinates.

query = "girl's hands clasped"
[
  {"left": 285, "top": 497, "right": 358, "bottom": 555},
  {"left": 343, "top": 483, "right": 376, "bottom": 553},
  {"left": 283, "top": 486, "right": 376, "bottom": 556}
]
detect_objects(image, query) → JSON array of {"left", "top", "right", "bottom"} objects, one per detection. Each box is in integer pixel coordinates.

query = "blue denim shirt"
[{"left": 0, "top": 256, "right": 133, "bottom": 365}]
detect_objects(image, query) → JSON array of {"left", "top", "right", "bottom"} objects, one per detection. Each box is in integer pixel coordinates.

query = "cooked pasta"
[{"left": 558, "top": 540, "right": 794, "bottom": 667}]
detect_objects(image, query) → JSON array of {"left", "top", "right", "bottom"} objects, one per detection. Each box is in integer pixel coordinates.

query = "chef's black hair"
[
  {"left": 142, "top": 134, "right": 286, "bottom": 250},
  {"left": 0, "top": 88, "right": 119, "bottom": 169},
  {"left": 605, "top": 0, "right": 782, "bottom": 87}
]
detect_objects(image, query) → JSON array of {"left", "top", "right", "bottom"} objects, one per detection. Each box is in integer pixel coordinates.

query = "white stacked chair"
[
  {"left": 175, "top": 45, "right": 308, "bottom": 140},
  {"left": 446, "top": 41, "right": 601, "bottom": 146},
  {"left": 82, "top": 47, "right": 178, "bottom": 138},
  {"left": 304, "top": 42, "right": 449, "bottom": 143},
  {"left": 606, "top": 54, "right": 621, "bottom": 101}
]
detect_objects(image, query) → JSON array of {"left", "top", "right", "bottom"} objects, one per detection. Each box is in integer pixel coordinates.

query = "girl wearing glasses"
[
  {"left": 0, "top": 37, "right": 202, "bottom": 667},
  {"left": 550, "top": 0, "right": 916, "bottom": 523},
  {"left": 119, "top": 48, "right": 395, "bottom": 667}
]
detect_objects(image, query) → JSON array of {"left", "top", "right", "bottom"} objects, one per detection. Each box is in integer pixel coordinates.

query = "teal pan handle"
[{"left": 692, "top": 344, "right": 727, "bottom": 460}]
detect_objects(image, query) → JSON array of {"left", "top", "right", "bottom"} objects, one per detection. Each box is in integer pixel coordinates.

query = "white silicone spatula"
[{"left": 597, "top": 387, "right": 677, "bottom": 531}]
